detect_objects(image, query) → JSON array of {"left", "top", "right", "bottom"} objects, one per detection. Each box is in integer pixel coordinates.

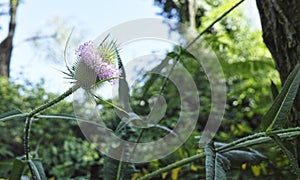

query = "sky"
[
  {"left": 1, "top": 0, "right": 261, "bottom": 95},
  {"left": 8, "top": 0, "right": 163, "bottom": 94}
]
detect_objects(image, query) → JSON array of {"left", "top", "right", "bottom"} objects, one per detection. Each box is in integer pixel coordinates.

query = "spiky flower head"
[{"left": 73, "top": 39, "right": 121, "bottom": 88}]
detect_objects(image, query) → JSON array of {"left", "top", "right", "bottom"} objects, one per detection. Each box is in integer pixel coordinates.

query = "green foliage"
[
  {"left": 135, "top": 0, "right": 298, "bottom": 179},
  {"left": 260, "top": 64, "right": 300, "bottom": 131},
  {"left": 103, "top": 156, "right": 137, "bottom": 180},
  {"left": 205, "top": 142, "right": 267, "bottom": 180},
  {"left": 28, "top": 159, "right": 47, "bottom": 180},
  {"left": 103, "top": 156, "right": 121, "bottom": 180},
  {"left": 44, "top": 137, "right": 102, "bottom": 178},
  {"left": 270, "top": 134, "right": 300, "bottom": 177},
  {"left": 0, "top": 77, "right": 98, "bottom": 178},
  {"left": 9, "top": 157, "right": 26, "bottom": 180},
  {"left": 1, "top": 0, "right": 299, "bottom": 179},
  {"left": 205, "top": 145, "right": 229, "bottom": 180}
]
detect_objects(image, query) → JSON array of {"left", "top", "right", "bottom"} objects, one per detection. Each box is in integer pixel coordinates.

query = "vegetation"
[{"left": 0, "top": 0, "right": 300, "bottom": 179}]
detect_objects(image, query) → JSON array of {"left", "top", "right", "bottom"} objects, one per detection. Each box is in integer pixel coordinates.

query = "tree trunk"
[
  {"left": 256, "top": 0, "right": 300, "bottom": 165},
  {"left": 188, "top": 0, "right": 196, "bottom": 29},
  {"left": 0, "top": 0, "right": 18, "bottom": 77}
]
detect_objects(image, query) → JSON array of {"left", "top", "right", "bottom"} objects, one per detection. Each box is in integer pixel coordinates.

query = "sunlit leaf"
[{"left": 171, "top": 167, "right": 181, "bottom": 180}]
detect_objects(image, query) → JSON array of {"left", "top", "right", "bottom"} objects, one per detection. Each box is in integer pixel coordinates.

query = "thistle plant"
[
  {"left": 1, "top": 36, "right": 123, "bottom": 179},
  {"left": 1, "top": 0, "right": 300, "bottom": 179},
  {"left": 66, "top": 38, "right": 121, "bottom": 89}
]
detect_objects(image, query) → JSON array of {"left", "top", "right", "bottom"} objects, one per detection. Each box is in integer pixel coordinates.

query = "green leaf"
[
  {"left": 0, "top": 146, "right": 14, "bottom": 157},
  {"left": 149, "top": 124, "right": 178, "bottom": 137},
  {"left": 28, "top": 159, "right": 47, "bottom": 180},
  {"left": 36, "top": 114, "right": 78, "bottom": 121},
  {"left": 221, "top": 60, "right": 275, "bottom": 78},
  {"left": 270, "top": 134, "right": 300, "bottom": 178},
  {"left": 0, "top": 109, "right": 22, "bottom": 119},
  {"left": 0, "top": 161, "right": 13, "bottom": 175},
  {"left": 37, "top": 114, "right": 113, "bottom": 132},
  {"left": 0, "top": 110, "right": 25, "bottom": 122},
  {"left": 271, "top": 80, "right": 279, "bottom": 100},
  {"left": 216, "top": 154, "right": 231, "bottom": 172},
  {"left": 92, "top": 76, "right": 120, "bottom": 88},
  {"left": 103, "top": 156, "right": 119, "bottom": 180},
  {"left": 221, "top": 149, "right": 266, "bottom": 166},
  {"left": 142, "top": 55, "right": 171, "bottom": 97},
  {"left": 215, "top": 154, "right": 229, "bottom": 180},
  {"left": 205, "top": 145, "right": 215, "bottom": 180},
  {"left": 103, "top": 156, "right": 137, "bottom": 180},
  {"left": 260, "top": 64, "right": 300, "bottom": 131},
  {"left": 92, "top": 93, "right": 128, "bottom": 115},
  {"left": 9, "top": 157, "right": 26, "bottom": 180},
  {"left": 205, "top": 145, "right": 228, "bottom": 180},
  {"left": 214, "top": 142, "right": 266, "bottom": 167},
  {"left": 117, "top": 51, "right": 132, "bottom": 114},
  {"left": 179, "top": 47, "right": 198, "bottom": 60}
]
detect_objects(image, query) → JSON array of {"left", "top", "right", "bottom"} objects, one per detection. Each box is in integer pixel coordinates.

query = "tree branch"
[{"left": 0, "top": 0, "right": 19, "bottom": 77}]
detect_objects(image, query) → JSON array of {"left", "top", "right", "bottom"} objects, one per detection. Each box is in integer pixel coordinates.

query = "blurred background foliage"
[{"left": 1, "top": 0, "right": 294, "bottom": 179}]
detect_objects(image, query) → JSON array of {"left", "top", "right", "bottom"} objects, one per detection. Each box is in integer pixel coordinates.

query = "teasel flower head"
[{"left": 71, "top": 38, "right": 121, "bottom": 89}]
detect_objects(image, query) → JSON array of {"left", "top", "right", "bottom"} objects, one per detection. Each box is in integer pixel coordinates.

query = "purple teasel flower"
[{"left": 75, "top": 40, "right": 121, "bottom": 85}]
